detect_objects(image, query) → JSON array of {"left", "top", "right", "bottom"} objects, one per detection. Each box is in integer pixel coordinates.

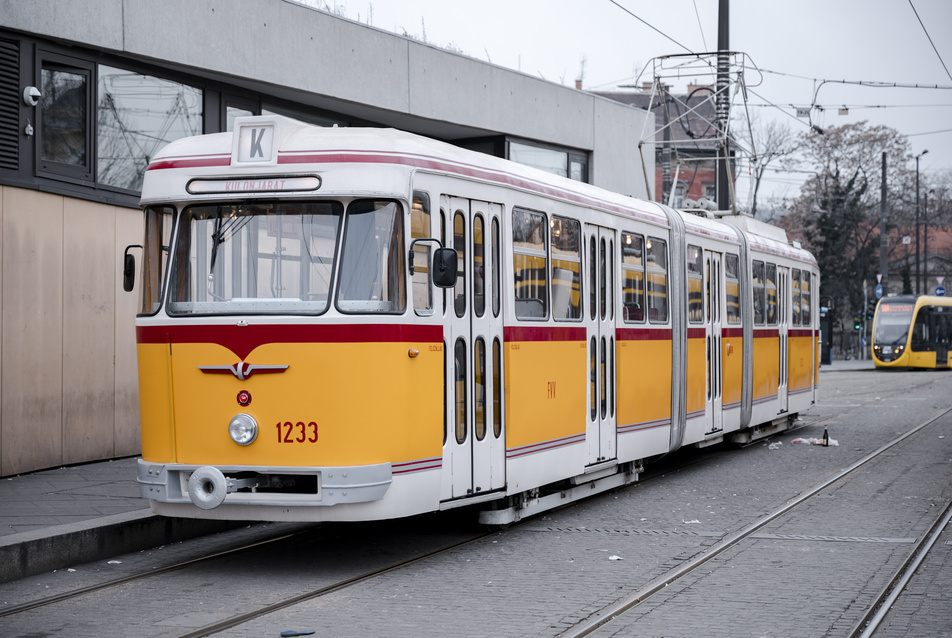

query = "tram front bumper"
[{"left": 137, "top": 459, "right": 392, "bottom": 508}]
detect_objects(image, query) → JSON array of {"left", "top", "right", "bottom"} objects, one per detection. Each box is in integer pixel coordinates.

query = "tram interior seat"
[{"left": 515, "top": 298, "right": 546, "bottom": 318}]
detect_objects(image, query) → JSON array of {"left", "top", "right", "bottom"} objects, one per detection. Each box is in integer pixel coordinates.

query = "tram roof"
[{"left": 142, "top": 115, "right": 671, "bottom": 226}]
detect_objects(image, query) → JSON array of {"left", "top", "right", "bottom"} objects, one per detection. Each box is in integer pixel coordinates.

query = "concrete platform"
[{"left": 0, "top": 457, "right": 242, "bottom": 582}]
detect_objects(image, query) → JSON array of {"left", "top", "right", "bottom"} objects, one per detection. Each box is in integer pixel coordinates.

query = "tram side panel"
[
  {"left": 616, "top": 331, "right": 673, "bottom": 461},
  {"left": 137, "top": 335, "right": 175, "bottom": 462},
  {"left": 504, "top": 332, "right": 587, "bottom": 491}
]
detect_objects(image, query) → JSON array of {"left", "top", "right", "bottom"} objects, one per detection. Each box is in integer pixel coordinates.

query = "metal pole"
[
  {"left": 924, "top": 189, "right": 931, "bottom": 292},
  {"left": 916, "top": 155, "right": 920, "bottom": 295},
  {"left": 879, "top": 152, "right": 887, "bottom": 291},
  {"left": 661, "top": 84, "right": 671, "bottom": 205},
  {"left": 862, "top": 280, "right": 868, "bottom": 360},
  {"left": 715, "top": 0, "right": 730, "bottom": 211},
  {"left": 915, "top": 149, "right": 929, "bottom": 295}
]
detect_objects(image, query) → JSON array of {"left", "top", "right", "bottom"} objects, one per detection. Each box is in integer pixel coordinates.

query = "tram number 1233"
[{"left": 276, "top": 421, "right": 319, "bottom": 443}]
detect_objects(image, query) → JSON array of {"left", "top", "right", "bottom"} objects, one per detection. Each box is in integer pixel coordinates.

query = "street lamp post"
[
  {"left": 924, "top": 188, "right": 934, "bottom": 293},
  {"left": 915, "top": 149, "right": 928, "bottom": 295}
]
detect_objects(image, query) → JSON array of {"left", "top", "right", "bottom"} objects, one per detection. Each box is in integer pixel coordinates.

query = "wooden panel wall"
[{"left": 0, "top": 186, "right": 143, "bottom": 476}]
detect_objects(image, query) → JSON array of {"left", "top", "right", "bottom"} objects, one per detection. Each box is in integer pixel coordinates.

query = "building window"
[
  {"left": 509, "top": 139, "right": 589, "bottom": 183},
  {"left": 672, "top": 183, "right": 686, "bottom": 209},
  {"left": 39, "top": 55, "right": 93, "bottom": 180},
  {"left": 98, "top": 65, "right": 203, "bottom": 191}
]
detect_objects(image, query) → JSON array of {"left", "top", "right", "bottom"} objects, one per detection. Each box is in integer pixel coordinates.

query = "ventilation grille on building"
[{"left": 0, "top": 39, "right": 20, "bottom": 171}]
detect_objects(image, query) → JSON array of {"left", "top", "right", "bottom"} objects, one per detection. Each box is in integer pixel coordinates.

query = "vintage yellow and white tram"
[{"left": 128, "top": 115, "right": 819, "bottom": 525}]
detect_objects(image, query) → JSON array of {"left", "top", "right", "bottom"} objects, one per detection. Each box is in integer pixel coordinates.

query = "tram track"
[
  {"left": 175, "top": 531, "right": 489, "bottom": 638},
  {"left": 850, "top": 497, "right": 952, "bottom": 637},
  {"left": 0, "top": 529, "right": 306, "bottom": 618},
  {"left": 0, "top": 519, "right": 490, "bottom": 637},
  {"left": 557, "top": 405, "right": 952, "bottom": 638}
]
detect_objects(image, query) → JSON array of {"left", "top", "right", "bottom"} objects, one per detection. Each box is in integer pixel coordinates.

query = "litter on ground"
[{"left": 791, "top": 437, "right": 839, "bottom": 447}]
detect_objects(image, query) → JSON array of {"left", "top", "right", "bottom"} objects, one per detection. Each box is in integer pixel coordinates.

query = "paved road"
[{"left": 1, "top": 367, "right": 949, "bottom": 637}]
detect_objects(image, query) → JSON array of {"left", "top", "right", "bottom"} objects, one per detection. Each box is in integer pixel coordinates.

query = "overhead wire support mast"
[{"left": 634, "top": 51, "right": 762, "bottom": 214}]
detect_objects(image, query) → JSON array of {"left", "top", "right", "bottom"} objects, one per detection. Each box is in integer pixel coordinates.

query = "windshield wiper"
[{"left": 207, "top": 206, "right": 226, "bottom": 300}]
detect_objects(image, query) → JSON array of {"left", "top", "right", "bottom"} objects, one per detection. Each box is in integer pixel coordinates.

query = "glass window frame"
[
  {"left": 621, "top": 231, "right": 646, "bottom": 323},
  {"left": 725, "top": 253, "right": 741, "bottom": 325},
  {"left": 336, "top": 199, "right": 407, "bottom": 315},
  {"left": 512, "top": 207, "right": 549, "bottom": 321},
  {"left": 765, "top": 263, "right": 778, "bottom": 326},
  {"left": 36, "top": 51, "right": 95, "bottom": 183},
  {"left": 801, "top": 272, "right": 812, "bottom": 327},
  {"left": 137, "top": 205, "right": 176, "bottom": 317},
  {"left": 752, "top": 260, "right": 766, "bottom": 326},
  {"left": 687, "top": 244, "right": 703, "bottom": 324},
  {"left": 791, "top": 268, "right": 802, "bottom": 327},
  {"left": 550, "top": 215, "right": 582, "bottom": 321},
  {"left": 97, "top": 63, "right": 204, "bottom": 193},
  {"left": 168, "top": 200, "right": 345, "bottom": 317},
  {"left": 410, "top": 191, "right": 434, "bottom": 316},
  {"left": 646, "top": 236, "right": 668, "bottom": 324}
]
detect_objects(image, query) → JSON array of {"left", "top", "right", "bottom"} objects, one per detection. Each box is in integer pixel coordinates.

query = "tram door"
[
  {"left": 705, "top": 252, "right": 724, "bottom": 434},
  {"left": 777, "top": 267, "right": 790, "bottom": 413},
  {"left": 442, "top": 197, "right": 506, "bottom": 501},
  {"left": 584, "top": 225, "right": 617, "bottom": 465}
]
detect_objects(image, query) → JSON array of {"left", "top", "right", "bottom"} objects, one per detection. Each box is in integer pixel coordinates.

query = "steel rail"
[
  {"left": 852, "top": 498, "right": 952, "bottom": 638},
  {"left": 0, "top": 530, "right": 304, "bottom": 618},
  {"left": 176, "top": 531, "right": 489, "bottom": 638},
  {"left": 559, "top": 406, "right": 952, "bottom": 638}
]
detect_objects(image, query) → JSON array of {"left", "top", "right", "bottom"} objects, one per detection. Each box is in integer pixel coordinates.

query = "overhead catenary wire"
[
  {"left": 908, "top": 0, "right": 952, "bottom": 83},
  {"left": 608, "top": 0, "right": 695, "bottom": 55}
]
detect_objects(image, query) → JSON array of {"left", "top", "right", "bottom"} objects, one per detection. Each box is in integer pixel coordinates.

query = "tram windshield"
[
  {"left": 873, "top": 301, "right": 914, "bottom": 347},
  {"left": 167, "top": 199, "right": 405, "bottom": 315}
]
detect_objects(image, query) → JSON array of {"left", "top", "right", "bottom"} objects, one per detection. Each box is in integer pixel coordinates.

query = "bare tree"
[{"left": 733, "top": 114, "right": 799, "bottom": 218}]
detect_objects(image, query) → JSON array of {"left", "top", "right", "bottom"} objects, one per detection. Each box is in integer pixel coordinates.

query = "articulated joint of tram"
[{"left": 136, "top": 459, "right": 392, "bottom": 509}]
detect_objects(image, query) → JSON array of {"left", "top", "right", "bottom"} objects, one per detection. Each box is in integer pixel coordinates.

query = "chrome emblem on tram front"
[{"left": 198, "top": 362, "right": 289, "bottom": 381}]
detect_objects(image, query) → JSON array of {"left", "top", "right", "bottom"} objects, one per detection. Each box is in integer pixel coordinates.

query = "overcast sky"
[{"left": 307, "top": 1, "right": 951, "bottom": 202}]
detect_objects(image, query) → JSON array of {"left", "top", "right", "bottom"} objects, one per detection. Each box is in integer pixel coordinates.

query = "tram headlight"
[{"left": 228, "top": 413, "right": 258, "bottom": 446}]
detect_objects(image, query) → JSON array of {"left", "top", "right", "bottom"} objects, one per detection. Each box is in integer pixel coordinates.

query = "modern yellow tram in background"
[
  {"left": 127, "top": 116, "right": 819, "bottom": 525},
  {"left": 872, "top": 295, "right": 952, "bottom": 368}
]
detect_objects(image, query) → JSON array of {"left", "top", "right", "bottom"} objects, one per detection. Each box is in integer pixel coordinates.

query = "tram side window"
[
  {"left": 454, "top": 211, "right": 466, "bottom": 318},
  {"left": 801, "top": 271, "right": 812, "bottom": 327},
  {"left": 513, "top": 208, "right": 548, "bottom": 319},
  {"left": 473, "top": 214, "right": 485, "bottom": 317},
  {"left": 551, "top": 216, "right": 582, "bottom": 320},
  {"left": 646, "top": 237, "right": 668, "bottom": 323},
  {"left": 411, "top": 192, "right": 433, "bottom": 316},
  {"left": 622, "top": 232, "right": 645, "bottom": 322},
  {"left": 765, "top": 263, "right": 777, "bottom": 325},
  {"left": 725, "top": 253, "right": 741, "bottom": 324},
  {"left": 791, "top": 268, "right": 802, "bottom": 326},
  {"left": 492, "top": 218, "right": 501, "bottom": 318},
  {"left": 338, "top": 200, "right": 406, "bottom": 313},
  {"left": 687, "top": 244, "right": 703, "bottom": 323},
  {"left": 139, "top": 206, "right": 175, "bottom": 315},
  {"left": 752, "top": 260, "right": 766, "bottom": 325},
  {"left": 936, "top": 309, "right": 952, "bottom": 347}
]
